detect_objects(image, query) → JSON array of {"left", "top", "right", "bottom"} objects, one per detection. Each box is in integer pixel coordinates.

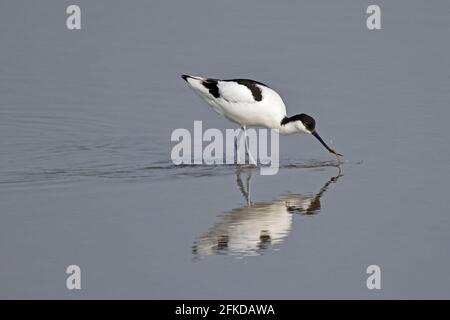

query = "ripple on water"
[{"left": 0, "top": 158, "right": 362, "bottom": 187}]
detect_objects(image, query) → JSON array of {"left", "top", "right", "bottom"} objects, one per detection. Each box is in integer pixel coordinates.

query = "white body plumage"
[
  {"left": 182, "top": 75, "right": 308, "bottom": 135},
  {"left": 181, "top": 75, "right": 342, "bottom": 158}
]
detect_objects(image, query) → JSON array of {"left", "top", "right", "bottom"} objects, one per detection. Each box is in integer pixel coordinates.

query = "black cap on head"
[
  {"left": 280, "top": 113, "right": 316, "bottom": 132},
  {"left": 298, "top": 113, "right": 316, "bottom": 132}
]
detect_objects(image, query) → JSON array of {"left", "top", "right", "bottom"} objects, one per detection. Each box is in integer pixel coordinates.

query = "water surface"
[{"left": 1, "top": 0, "right": 450, "bottom": 298}]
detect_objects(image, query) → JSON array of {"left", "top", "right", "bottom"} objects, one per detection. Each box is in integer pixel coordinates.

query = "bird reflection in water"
[{"left": 192, "top": 167, "right": 342, "bottom": 257}]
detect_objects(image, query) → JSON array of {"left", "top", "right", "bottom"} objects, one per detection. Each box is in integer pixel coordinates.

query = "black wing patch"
[
  {"left": 202, "top": 79, "right": 220, "bottom": 98},
  {"left": 225, "top": 79, "right": 266, "bottom": 102}
]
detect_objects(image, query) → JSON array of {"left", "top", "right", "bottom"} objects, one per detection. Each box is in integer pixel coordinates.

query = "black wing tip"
[{"left": 181, "top": 74, "right": 190, "bottom": 81}]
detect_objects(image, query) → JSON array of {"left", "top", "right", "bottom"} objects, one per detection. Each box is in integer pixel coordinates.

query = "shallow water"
[{"left": 1, "top": 0, "right": 450, "bottom": 298}]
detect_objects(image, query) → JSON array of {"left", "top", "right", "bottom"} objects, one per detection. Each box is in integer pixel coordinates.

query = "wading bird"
[{"left": 181, "top": 75, "right": 342, "bottom": 164}]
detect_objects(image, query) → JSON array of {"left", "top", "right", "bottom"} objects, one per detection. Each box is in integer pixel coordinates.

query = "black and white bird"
[{"left": 181, "top": 75, "right": 342, "bottom": 163}]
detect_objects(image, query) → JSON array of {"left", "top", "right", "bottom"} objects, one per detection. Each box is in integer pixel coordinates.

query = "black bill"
[{"left": 312, "top": 131, "right": 343, "bottom": 157}]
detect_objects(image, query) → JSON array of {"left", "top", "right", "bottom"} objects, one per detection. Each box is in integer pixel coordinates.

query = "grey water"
[{"left": 1, "top": 0, "right": 450, "bottom": 299}]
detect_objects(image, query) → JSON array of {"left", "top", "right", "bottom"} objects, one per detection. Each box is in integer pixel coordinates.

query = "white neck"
[{"left": 278, "top": 121, "right": 306, "bottom": 135}]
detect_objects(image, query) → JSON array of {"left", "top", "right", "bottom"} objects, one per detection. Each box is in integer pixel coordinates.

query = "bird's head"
[{"left": 281, "top": 113, "right": 342, "bottom": 157}]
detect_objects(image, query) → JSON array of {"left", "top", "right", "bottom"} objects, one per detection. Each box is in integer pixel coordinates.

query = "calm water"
[{"left": 1, "top": 0, "right": 450, "bottom": 298}]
